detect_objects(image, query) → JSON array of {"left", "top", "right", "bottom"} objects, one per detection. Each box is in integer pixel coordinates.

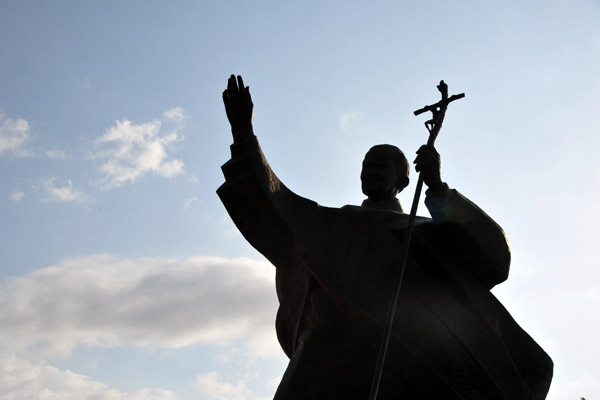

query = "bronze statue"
[{"left": 217, "top": 75, "right": 553, "bottom": 399}]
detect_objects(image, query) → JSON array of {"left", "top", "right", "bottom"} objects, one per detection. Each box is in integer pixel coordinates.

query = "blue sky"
[{"left": 1, "top": 1, "right": 599, "bottom": 399}]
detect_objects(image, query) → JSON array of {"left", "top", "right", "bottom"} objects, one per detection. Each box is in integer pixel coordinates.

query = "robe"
[{"left": 217, "top": 136, "right": 553, "bottom": 399}]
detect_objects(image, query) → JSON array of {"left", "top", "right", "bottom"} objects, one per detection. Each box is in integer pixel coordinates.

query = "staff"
[{"left": 368, "top": 80, "right": 465, "bottom": 400}]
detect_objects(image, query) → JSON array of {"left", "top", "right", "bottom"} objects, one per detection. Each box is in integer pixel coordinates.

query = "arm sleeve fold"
[
  {"left": 425, "top": 188, "right": 511, "bottom": 288},
  {"left": 217, "top": 136, "right": 329, "bottom": 270}
]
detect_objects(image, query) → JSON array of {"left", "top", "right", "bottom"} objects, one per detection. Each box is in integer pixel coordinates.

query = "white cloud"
[
  {"left": 195, "top": 372, "right": 269, "bottom": 400},
  {"left": 0, "top": 354, "right": 177, "bottom": 400},
  {"left": 42, "top": 178, "right": 94, "bottom": 204},
  {"left": 46, "top": 148, "right": 68, "bottom": 159},
  {"left": 90, "top": 113, "right": 185, "bottom": 189},
  {"left": 0, "top": 254, "right": 282, "bottom": 398},
  {"left": 9, "top": 189, "right": 25, "bottom": 202},
  {"left": 0, "top": 254, "right": 279, "bottom": 360},
  {"left": 183, "top": 196, "right": 200, "bottom": 211},
  {"left": 0, "top": 112, "right": 32, "bottom": 157},
  {"left": 163, "top": 107, "right": 185, "bottom": 123}
]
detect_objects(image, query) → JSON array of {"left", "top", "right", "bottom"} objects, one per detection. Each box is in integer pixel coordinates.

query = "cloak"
[{"left": 217, "top": 136, "right": 553, "bottom": 399}]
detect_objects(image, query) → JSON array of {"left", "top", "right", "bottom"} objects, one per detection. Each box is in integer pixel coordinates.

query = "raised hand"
[{"left": 223, "top": 74, "right": 254, "bottom": 143}]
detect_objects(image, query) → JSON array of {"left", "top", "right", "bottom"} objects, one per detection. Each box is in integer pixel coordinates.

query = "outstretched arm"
[
  {"left": 218, "top": 75, "right": 330, "bottom": 271},
  {"left": 223, "top": 74, "right": 254, "bottom": 143}
]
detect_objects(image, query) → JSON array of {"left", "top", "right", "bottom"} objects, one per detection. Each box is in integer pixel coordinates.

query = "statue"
[{"left": 217, "top": 75, "right": 553, "bottom": 399}]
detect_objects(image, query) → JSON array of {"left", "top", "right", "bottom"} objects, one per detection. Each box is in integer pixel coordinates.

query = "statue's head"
[{"left": 361, "top": 144, "right": 410, "bottom": 200}]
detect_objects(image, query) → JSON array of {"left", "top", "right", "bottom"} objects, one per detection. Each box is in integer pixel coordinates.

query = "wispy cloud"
[
  {"left": 163, "top": 107, "right": 185, "bottom": 124},
  {"left": 42, "top": 178, "right": 94, "bottom": 204},
  {"left": 90, "top": 112, "right": 185, "bottom": 189},
  {"left": 45, "top": 148, "right": 68, "bottom": 159},
  {"left": 339, "top": 111, "right": 359, "bottom": 133},
  {"left": 9, "top": 188, "right": 25, "bottom": 202},
  {"left": 183, "top": 196, "right": 200, "bottom": 211},
  {"left": 0, "top": 112, "right": 33, "bottom": 157}
]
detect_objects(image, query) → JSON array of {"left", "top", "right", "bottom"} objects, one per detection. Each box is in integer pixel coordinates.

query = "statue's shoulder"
[{"left": 340, "top": 204, "right": 362, "bottom": 212}]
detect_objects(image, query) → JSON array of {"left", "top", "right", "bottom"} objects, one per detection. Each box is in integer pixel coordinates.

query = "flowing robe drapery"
[{"left": 217, "top": 136, "right": 553, "bottom": 399}]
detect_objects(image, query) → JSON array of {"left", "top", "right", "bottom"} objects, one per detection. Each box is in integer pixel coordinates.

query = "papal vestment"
[{"left": 217, "top": 136, "right": 553, "bottom": 399}]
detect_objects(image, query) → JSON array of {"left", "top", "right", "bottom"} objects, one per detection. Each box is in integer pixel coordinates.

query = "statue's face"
[{"left": 361, "top": 148, "right": 400, "bottom": 200}]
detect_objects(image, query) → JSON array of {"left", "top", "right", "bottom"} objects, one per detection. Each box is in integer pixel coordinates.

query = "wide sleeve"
[
  {"left": 216, "top": 136, "right": 330, "bottom": 271},
  {"left": 424, "top": 187, "right": 511, "bottom": 289}
]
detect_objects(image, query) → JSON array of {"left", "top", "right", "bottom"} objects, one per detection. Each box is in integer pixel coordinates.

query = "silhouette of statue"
[{"left": 217, "top": 75, "right": 553, "bottom": 399}]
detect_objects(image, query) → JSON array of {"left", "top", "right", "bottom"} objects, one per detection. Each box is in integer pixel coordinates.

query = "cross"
[{"left": 368, "top": 80, "right": 465, "bottom": 400}]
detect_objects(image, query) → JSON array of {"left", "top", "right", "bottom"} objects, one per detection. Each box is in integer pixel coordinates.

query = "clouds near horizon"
[
  {"left": 0, "top": 254, "right": 281, "bottom": 399},
  {"left": 195, "top": 372, "right": 270, "bottom": 400},
  {"left": 0, "top": 254, "right": 279, "bottom": 359},
  {"left": 0, "top": 355, "right": 177, "bottom": 400}
]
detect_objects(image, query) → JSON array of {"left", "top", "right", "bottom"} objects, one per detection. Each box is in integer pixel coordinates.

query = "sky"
[{"left": 0, "top": 0, "right": 599, "bottom": 399}]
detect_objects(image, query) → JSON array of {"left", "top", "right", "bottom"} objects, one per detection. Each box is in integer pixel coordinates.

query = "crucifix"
[{"left": 368, "top": 80, "right": 465, "bottom": 400}]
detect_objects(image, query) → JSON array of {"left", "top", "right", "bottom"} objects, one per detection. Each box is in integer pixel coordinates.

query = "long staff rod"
[{"left": 368, "top": 81, "right": 464, "bottom": 400}]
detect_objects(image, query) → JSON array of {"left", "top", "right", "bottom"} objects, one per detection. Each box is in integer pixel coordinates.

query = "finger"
[
  {"left": 238, "top": 77, "right": 252, "bottom": 102},
  {"left": 414, "top": 162, "right": 435, "bottom": 173},
  {"left": 227, "top": 75, "right": 234, "bottom": 94},
  {"left": 414, "top": 163, "right": 431, "bottom": 173},
  {"left": 228, "top": 74, "right": 238, "bottom": 94},
  {"left": 416, "top": 144, "right": 436, "bottom": 154},
  {"left": 415, "top": 145, "right": 429, "bottom": 154},
  {"left": 414, "top": 153, "right": 432, "bottom": 163},
  {"left": 245, "top": 86, "right": 253, "bottom": 103}
]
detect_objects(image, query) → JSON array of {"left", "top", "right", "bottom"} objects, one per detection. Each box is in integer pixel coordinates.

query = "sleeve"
[
  {"left": 216, "top": 136, "right": 330, "bottom": 271},
  {"left": 424, "top": 186, "right": 511, "bottom": 288}
]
